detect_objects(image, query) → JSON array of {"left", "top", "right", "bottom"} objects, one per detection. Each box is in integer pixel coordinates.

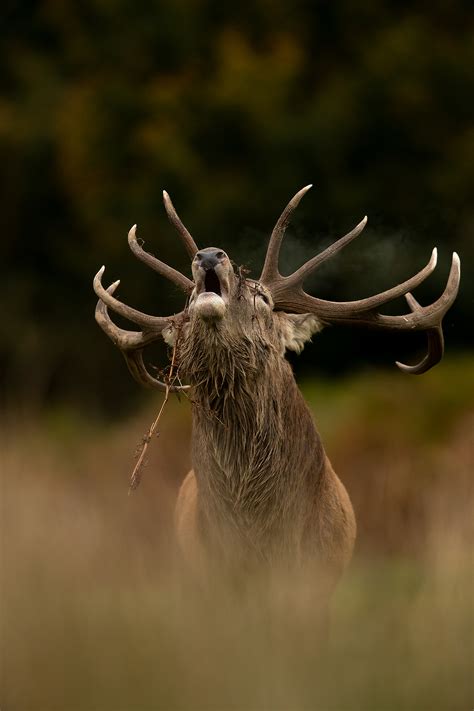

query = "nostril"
[{"left": 195, "top": 249, "right": 226, "bottom": 270}]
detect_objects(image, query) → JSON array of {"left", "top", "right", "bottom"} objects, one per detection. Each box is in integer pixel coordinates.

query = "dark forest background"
[
  {"left": 1, "top": 0, "right": 473, "bottom": 416},
  {"left": 2, "top": 6, "right": 473, "bottom": 708}
]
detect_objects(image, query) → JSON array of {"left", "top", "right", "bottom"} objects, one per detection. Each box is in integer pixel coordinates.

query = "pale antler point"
[{"left": 106, "top": 281, "right": 120, "bottom": 295}]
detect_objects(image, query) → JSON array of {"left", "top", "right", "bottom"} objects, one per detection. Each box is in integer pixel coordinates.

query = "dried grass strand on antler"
[{"left": 128, "top": 337, "right": 182, "bottom": 492}]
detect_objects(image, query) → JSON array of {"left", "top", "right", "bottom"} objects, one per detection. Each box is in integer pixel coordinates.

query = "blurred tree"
[{"left": 0, "top": 0, "right": 472, "bottom": 414}]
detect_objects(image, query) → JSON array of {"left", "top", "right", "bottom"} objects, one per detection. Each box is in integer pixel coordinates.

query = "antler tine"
[
  {"left": 260, "top": 185, "right": 313, "bottom": 283},
  {"left": 271, "top": 247, "right": 439, "bottom": 317},
  {"left": 286, "top": 216, "right": 368, "bottom": 288},
  {"left": 394, "top": 293, "right": 444, "bottom": 375},
  {"left": 95, "top": 282, "right": 165, "bottom": 350},
  {"left": 128, "top": 225, "right": 194, "bottom": 294},
  {"left": 123, "top": 349, "right": 190, "bottom": 392},
  {"left": 93, "top": 266, "right": 173, "bottom": 331},
  {"left": 393, "top": 252, "right": 460, "bottom": 374},
  {"left": 163, "top": 190, "right": 199, "bottom": 259},
  {"left": 95, "top": 282, "right": 189, "bottom": 391}
]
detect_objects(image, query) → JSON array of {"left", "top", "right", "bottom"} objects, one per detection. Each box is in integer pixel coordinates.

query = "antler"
[
  {"left": 126, "top": 191, "right": 197, "bottom": 294},
  {"left": 94, "top": 190, "right": 197, "bottom": 390},
  {"left": 162, "top": 190, "right": 199, "bottom": 259},
  {"left": 261, "top": 187, "right": 461, "bottom": 374},
  {"left": 94, "top": 280, "right": 189, "bottom": 391},
  {"left": 128, "top": 225, "right": 194, "bottom": 295}
]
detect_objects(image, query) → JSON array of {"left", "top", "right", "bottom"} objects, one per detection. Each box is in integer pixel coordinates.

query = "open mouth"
[
  {"left": 192, "top": 263, "right": 229, "bottom": 320},
  {"left": 204, "top": 269, "right": 222, "bottom": 296}
]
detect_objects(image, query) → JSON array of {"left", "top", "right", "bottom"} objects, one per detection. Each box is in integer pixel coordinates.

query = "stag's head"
[
  {"left": 94, "top": 187, "right": 460, "bottom": 392},
  {"left": 183, "top": 242, "right": 321, "bottom": 359}
]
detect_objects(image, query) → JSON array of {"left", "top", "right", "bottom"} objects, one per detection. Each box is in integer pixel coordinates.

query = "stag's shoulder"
[{"left": 308, "top": 456, "right": 356, "bottom": 579}]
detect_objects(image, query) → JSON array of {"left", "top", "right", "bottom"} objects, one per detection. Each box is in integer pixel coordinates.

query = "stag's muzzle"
[{"left": 191, "top": 247, "right": 232, "bottom": 321}]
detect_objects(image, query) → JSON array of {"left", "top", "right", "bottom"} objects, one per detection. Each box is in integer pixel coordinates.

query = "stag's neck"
[{"left": 187, "top": 347, "right": 324, "bottom": 551}]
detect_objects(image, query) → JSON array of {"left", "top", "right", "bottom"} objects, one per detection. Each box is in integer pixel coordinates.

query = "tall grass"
[{"left": 1, "top": 357, "right": 473, "bottom": 710}]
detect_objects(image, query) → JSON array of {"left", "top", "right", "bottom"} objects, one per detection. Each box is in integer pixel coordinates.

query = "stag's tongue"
[
  {"left": 195, "top": 291, "right": 226, "bottom": 320},
  {"left": 193, "top": 268, "right": 226, "bottom": 320}
]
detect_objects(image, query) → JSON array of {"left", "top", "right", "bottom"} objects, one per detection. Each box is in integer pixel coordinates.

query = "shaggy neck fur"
[{"left": 178, "top": 311, "right": 325, "bottom": 561}]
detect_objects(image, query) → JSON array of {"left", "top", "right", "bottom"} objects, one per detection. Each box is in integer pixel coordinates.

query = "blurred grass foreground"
[{"left": 1, "top": 356, "right": 473, "bottom": 710}]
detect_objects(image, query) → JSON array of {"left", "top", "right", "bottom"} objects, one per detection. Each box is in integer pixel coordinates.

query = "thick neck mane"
[{"left": 179, "top": 317, "right": 324, "bottom": 557}]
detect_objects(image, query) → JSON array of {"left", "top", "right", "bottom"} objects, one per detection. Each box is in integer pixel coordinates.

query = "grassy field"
[{"left": 1, "top": 356, "right": 473, "bottom": 710}]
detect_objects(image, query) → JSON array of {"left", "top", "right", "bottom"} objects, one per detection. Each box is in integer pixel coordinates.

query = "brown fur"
[
  {"left": 95, "top": 192, "right": 459, "bottom": 602},
  {"left": 168, "top": 266, "right": 356, "bottom": 594}
]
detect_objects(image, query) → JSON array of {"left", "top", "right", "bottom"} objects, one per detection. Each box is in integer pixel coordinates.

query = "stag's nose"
[{"left": 195, "top": 248, "right": 226, "bottom": 271}]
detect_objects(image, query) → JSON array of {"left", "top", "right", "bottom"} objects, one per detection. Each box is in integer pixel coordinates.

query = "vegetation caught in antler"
[{"left": 128, "top": 331, "right": 185, "bottom": 493}]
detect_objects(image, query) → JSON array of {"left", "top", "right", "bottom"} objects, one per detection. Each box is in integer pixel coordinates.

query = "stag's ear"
[{"left": 277, "top": 313, "right": 323, "bottom": 354}]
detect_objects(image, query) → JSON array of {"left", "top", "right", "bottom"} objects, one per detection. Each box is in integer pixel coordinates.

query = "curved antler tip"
[
  {"left": 351, "top": 215, "right": 368, "bottom": 236},
  {"left": 395, "top": 359, "right": 428, "bottom": 375},
  {"left": 128, "top": 224, "right": 137, "bottom": 241},
  {"left": 93, "top": 266, "right": 106, "bottom": 294},
  {"left": 102, "top": 281, "right": 120, "bottom": 296},
  {"left": 162, "top": 189, "right": 176, "bottom": 211},
  {"left": 395, "top": 360, "right": 413, "bottom": 374},
  {"left": 355, "top": 215, "right": 368, "bottom": 231},
  {"left": 430, "top": 247, "right": 438, "bottom": 267},
  {"left": 283, "top": 184, "right": 313, "bottom": 211},
  {"left": 295, "top": 184, "right": 313, "bottom": 199},
  {"left": 448, "top": 251, "right": 461, "bottom": 289}
]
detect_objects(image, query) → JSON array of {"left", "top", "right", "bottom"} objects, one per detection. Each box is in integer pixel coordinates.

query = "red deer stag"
[{"left": 94, "top": 186, "right": 460, "bottom": 593}]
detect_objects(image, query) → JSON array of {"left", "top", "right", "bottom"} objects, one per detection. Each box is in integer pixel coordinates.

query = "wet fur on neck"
[{"left": 178, "top": 308, "right": 324, "bottom": 559}]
